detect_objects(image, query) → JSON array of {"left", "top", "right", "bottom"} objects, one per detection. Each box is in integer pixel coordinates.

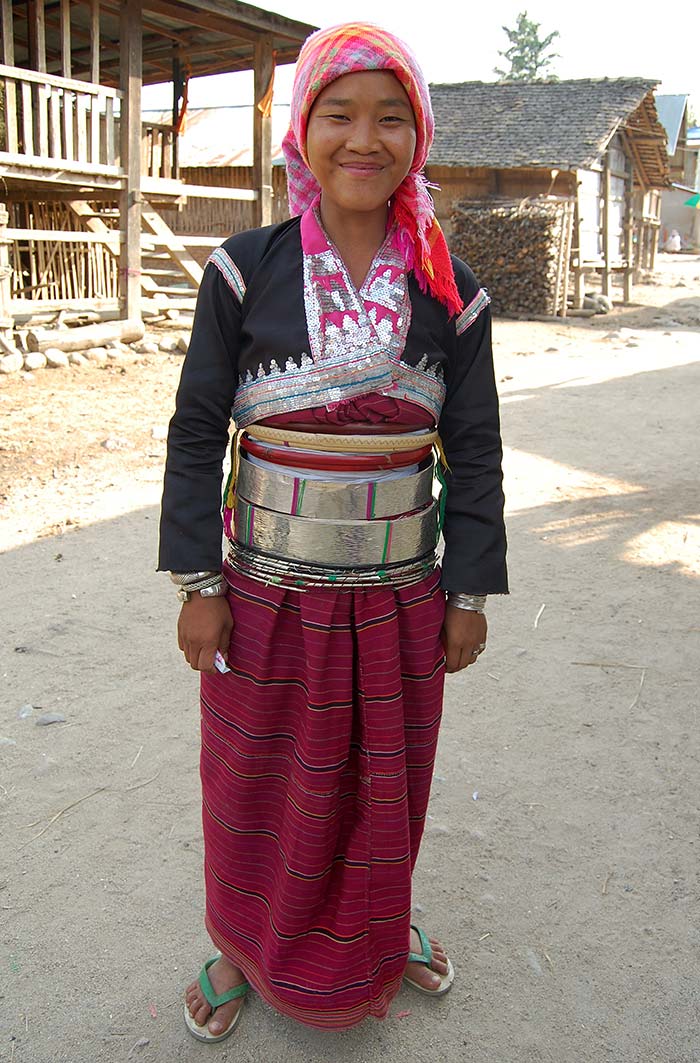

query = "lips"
[{"left": 339, "top": 162, "right": 384, "bottom": 176}]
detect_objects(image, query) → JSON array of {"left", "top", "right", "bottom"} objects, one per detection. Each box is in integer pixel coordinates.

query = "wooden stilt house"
[
  {"left": 427, "top": 79, "right": 670, "bottom": 315},
  {"left": 0, "top": 0, "right": 315, "bottom": 333}
]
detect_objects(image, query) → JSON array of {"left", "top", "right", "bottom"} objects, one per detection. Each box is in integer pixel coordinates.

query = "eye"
[{"left": 380, "top": 115, "right": 405, "bottom": 124}]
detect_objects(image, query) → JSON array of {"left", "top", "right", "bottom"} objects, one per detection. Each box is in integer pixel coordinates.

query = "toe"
[{"left": 192, "top": 1002, "right": 212, "bottom": 1027}]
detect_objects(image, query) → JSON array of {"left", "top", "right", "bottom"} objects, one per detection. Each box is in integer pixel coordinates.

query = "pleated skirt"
[{"left": 199, "top": 566, "right": 446, "bottom": 1029}]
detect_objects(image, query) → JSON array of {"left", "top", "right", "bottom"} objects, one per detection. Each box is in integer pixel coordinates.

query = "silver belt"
[
  {"left": 233, "top": 496, "right": 438, "bottom": 568},
  {"left": 227, "top": 541, "right": 437, "bottom": 590},
  {"left": 236, "top": 454, "right": 434, "bottom": 519}
]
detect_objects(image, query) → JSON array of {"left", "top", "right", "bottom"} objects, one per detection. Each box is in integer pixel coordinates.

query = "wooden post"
[
  {"left": 623, "top": 166, "right": 633, "bottom": 303},
  {"left": 91, "top": 0, "right": 100, "bottom": 84},
  {"left": 601, "top": 155, "right": 610, "bottom": 297},
  {"left": 60, "top": 0, "right": 72, "bottom": 77},
  {"left": 0, "top": 203, "right": 13, "bottom": 335},
  {"left": 118, "top": 0, "right": 142, "bottom": 321},
  {"left": 1, "top": 0, "right": 18, "bottom": 152},
  {"left": 172, "top": 53, "right": 182, "bottom": 180},
  {"left": 253, "top": 34, "right": 274, "bottom": 228},
  {"left": 573, "top": 172, "right": 585, "bottom": 310}
]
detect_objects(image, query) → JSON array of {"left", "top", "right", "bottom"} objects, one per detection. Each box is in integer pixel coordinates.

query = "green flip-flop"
[
  {"left": 403, "top": 925, "right": 455, "bottom": 995},
  {"left": 183, "top": 955, "right": 250, "bottom": 1043}
]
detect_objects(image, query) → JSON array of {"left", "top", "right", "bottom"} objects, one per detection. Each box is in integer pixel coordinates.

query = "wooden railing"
[
  {"left": 141, "top": 121, "right": 177, "bottom": 180},
  {"left": 0, "top": 64, "right": 121, "bottom": 175}
]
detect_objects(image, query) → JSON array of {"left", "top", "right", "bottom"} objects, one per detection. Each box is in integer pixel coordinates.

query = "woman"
[{"left": 159, "top": 22, "right": 507, "bottom": 1042}]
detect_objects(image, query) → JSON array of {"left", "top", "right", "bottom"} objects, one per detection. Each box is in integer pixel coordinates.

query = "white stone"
[
  {"left": 101, "top": 436, "right": 132, "bottom": 452},
  {"left": 85, "top": 347, "right": 109, "bottom": 364},
  {"left": 176, "top": 334, "right": 191, "bottom": 354},
  {"left": 68, "top": 351, "right": 88, "bottom": 367},
  {"left": 151, "top": 425, "right": 168, "bottom": 440},
  {"left": 158, "top": 335, "right": 181, "bottom": 353},
  {"left": 23, "top": 351, "right": 48, "bottom": 371},
  {"left": 0, "top": 351, "right": 23, "bottom": 374},
  {"left": 44, "top": 348, "right": 69, "bottom": 369},
  {"left": 107, "top": 347, "right": 138, "bottom": 364},
  {"left": 134, "top": 340, "right": 159, "bottom": 355}
]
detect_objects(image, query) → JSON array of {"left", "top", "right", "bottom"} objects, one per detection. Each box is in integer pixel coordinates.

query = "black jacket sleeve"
[
  {"left": 438, "top": 259, "right": 508, "bottom": 595},
  {"left": 157, "top": 261, "right": 240, "bottom": 572}
]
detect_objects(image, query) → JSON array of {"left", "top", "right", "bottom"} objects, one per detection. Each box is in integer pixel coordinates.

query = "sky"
[{"left": 142, "top": 0, "right": 700, "bottom": 114}]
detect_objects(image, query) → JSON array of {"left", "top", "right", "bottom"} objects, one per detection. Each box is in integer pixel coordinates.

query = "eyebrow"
[{"left": 318, "top": 96, "right": 412, "bottom": 110}]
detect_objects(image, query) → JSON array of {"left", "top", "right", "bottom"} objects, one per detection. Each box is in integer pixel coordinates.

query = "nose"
[{"left": 344, "top": 117, "right": 381, "bottom": 154}]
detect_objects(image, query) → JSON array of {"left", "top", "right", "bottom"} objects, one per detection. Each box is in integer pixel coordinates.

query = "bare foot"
[
  {"left": 184, "top": 955, "right": 247, "bottom": 1036},
  {"left": 405, "top": 928, "right": 450, "bottom": 990}
]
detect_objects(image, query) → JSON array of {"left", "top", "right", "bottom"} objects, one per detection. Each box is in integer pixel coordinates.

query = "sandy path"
[{"left": 1, "top": 255, "right": 698, "bottom": 1063}]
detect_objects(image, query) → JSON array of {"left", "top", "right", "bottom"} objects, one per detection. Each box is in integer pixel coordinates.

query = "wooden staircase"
[{"left": 67, "top": 199, "right": 202, "bottom": 312}]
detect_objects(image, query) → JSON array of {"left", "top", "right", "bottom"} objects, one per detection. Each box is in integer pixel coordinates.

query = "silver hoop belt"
[
  {"left": 227, "top": 443, "right": 440, "bottom": 588},
  {"left": 236, "top": 453, "right": 434, "bottom": 520}
]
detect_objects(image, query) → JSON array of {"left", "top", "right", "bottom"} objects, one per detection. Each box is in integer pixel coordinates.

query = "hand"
[
  {"left": 177, "top": 594, "right": 233, "bottom": 674},
  {"left": 440, "top": 606, "right": 487, "bottom": 674}
]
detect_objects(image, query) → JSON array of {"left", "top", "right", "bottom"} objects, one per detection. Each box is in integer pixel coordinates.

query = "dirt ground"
[{"left": 1, "top": 254, "right": 699, "bottom": 1063}]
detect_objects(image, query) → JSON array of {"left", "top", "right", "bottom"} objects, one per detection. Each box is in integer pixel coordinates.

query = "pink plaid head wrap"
[{"left": 282, "top": 22, "right": 462, "bottom": 317}]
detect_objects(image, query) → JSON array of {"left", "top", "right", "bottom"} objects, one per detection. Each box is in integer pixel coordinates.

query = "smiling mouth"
[{"left": 339, "top": 163, "right": 384, "bottom": 175}]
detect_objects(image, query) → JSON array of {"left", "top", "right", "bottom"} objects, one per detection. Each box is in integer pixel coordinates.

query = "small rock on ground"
[
  {"left": 0, "top": 351, "right": 24, "bottom": 374},
  {"left": 23, "top": 351, "right": 48, "bottom": 371},
  {"left": 85, "top": 347, "right": 109, "bottom": 364},
  {"left": 44, "top": 348, "right": 69, "bottom": 369},
  {"left": 101, "top": 436, "right": 133, "bottom": 452},
  {"left": 158, "top": 336, "right": 181, "bottom": 353}
]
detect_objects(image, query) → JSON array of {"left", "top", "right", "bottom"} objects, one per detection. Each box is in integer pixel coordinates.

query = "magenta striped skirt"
[{"left": 199, "top": 565, "right": 446, "bottom": 1029}]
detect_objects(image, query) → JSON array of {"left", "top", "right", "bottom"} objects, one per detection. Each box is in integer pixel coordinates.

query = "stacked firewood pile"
[{"left": 449, "top": 197, "right": 575, "bottom": 317}]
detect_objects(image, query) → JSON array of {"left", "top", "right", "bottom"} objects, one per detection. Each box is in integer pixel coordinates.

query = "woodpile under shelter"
[
  {"left": 0, "top": 0, "right": 315, "bottom": 334},
  {"left": 426, "top": 79, "right": 670, "bottom": 316}
]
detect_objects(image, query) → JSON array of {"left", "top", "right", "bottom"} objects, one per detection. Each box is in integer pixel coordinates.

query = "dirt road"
[{"left": 1, "top": 255, "right": 699, "bottom": 1063}]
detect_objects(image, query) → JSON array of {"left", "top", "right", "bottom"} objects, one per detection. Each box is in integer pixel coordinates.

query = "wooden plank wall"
[
  {"left": 426, "top": 165, "right": 576, "bottom": 238},
  {"left": 158, "top": 166, "right": 289, "bottom": 248}
]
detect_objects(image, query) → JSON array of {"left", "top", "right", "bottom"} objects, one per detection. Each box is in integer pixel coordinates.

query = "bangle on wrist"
[
  {"left": 176, "top": 579, "right": 227, "bottom": 603},
  {"left": 170, "top": 570, "right": 219, "bottom": 587},
  {"left": 170, "top": 570, "right": 225, "bottom": 602},
  {"left": 447, "top": 593, "right": 487, "bottom": 614}
]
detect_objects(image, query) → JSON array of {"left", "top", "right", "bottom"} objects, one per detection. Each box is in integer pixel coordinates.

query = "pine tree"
[{"left": 494, "top": 11, "right": 560, "bottom": 82}]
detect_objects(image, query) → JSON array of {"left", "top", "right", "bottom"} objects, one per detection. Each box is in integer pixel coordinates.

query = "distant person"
[
  {"left": 159, "top": 21, "right": 507, "bottom": 1042},
  {"left": 664, "top": 229, "right": 682, "bottom": 253}
]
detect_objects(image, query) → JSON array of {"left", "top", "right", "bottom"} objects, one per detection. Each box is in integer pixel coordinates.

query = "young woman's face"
[{"left": 306, "top": 70, "right": 417, "bottom": 218}]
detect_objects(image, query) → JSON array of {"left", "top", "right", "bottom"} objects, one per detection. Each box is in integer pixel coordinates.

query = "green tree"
[{"left": 494, "top": 11, "right": 560, "bottom": 82}]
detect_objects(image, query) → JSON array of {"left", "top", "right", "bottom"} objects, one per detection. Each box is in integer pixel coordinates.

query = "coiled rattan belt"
[{"left": 244, "top": 425, "right": 438, "bottom": 452}]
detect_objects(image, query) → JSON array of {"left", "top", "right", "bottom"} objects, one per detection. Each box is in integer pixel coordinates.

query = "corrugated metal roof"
[
  {"left": 655, "top": 95, "right": 688, "bottom": 155},
  {"left": 143, "top": 104, "right": 290, "bottom": 166}
]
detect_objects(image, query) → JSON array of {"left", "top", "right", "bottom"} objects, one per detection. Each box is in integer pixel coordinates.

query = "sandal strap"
[
  {"left": 199, "top": 957, "right": 250, "bottom": 1009},
  {"left": 407, "top": 925, "right": 433, "bottom": 966}
]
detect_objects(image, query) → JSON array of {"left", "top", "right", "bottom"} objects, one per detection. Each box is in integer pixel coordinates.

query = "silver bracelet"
[
  {"left": 169, "top": 571, "right": 219, "bottom": 587},
  {"left": 176, "top": 577, "right": 226, "bottom": 603},
  {"left": 447, "top": 593, "right": 487, "bottom": 614},
  {"left": 200, "top": 581, "right": 227, "bottom": 598}
]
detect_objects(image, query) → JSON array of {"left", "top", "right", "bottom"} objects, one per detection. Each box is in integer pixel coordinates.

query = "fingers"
[{"left": 217, "top": 619, "right": 234, "bottom": 664}]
